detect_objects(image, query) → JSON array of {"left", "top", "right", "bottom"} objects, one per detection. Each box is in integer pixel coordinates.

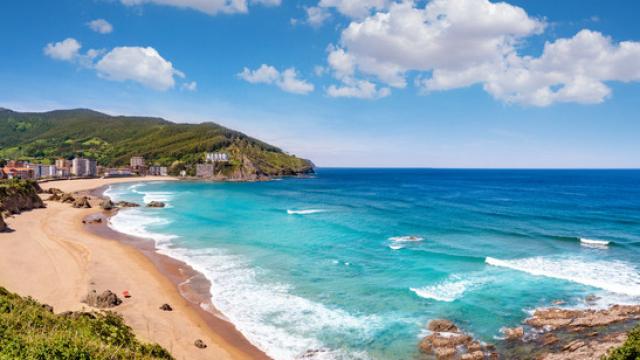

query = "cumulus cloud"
[
  {"left": 327, "top": 79, "right": 390, "bottom": 99},
  {"left": 120, "top": 0, "right": 278, "bottom": 15},
  {"left": 88, "top": 19, "right": 113, "bottom": 34},
  {"left": 318, "top": 0, "right": 389, "bottom": 19},
  {"left": 305, "top": 6, "right": 331, "bottom": 27},
  {"left": 44, "top": 38, "right": 82, "bottom": 61},
  {"left": 181, "top": 81, "right": 198, "bottom": 91},
  {"left": 95, "top": 46, "right": 184, "bottom": 91},
  {"left": 327, "top": 0, "right": 640, "bottom": 106},
  {"left": 239, "top": 64, "right": 314, "bottom": 94}
]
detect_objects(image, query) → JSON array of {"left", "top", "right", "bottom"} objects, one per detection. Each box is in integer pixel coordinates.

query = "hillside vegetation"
[
  {"left": 0, "top": 108, "right": 313, "bottom": 178},
  {"left": 0, "top": 286, "right": 173, "bottom": 359}
]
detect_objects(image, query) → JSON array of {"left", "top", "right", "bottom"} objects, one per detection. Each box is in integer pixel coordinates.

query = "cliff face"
[{"left": 0, "top": 180, "right": 45, "bottom": 231}]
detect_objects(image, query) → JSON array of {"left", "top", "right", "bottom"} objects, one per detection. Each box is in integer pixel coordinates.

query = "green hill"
[{"left": 0, "top": 108, "right": 314, "bottom": 179}]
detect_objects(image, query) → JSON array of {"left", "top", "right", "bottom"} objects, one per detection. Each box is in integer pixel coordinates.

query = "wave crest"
[{"left": 287, "top": 209, "right": 325, "bottom": 215}]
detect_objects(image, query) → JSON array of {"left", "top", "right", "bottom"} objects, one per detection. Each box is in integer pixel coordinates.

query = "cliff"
[{"left": 0, "top": 179, "right": 45, "bottom": 231}]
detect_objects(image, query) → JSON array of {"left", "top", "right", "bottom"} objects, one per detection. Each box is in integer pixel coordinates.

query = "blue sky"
[{"left": 1, "top": 0, "right": 639, "bottom": 168}]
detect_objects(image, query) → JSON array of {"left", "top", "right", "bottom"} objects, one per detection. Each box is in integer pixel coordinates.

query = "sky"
[{"left": 1, "top": 0, "right": 639, "bottom": 168}]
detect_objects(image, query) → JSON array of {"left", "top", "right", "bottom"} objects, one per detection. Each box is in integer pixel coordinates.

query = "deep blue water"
[{"left": 105, "top": 169, "right": 640, "bottom": 360}]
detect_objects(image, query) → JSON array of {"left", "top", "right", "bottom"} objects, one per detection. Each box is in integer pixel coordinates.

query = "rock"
[
  {"left": 82, "top": 216, "right": 102, "bottom": 224},
  {"left": 428, "top": 319, "right": 459, "bottom": 333},
  {"left": 48, "top": 192, "right": 62, "bottom": 201},
  {"left": 552, "top": 299, "right": 565, "bottom": 305},
  {"left": 59, "top": 311, "right": 96, "bottom": 320},
  {"left": 194, "top": 339, "right": 207, "bottom": 349},
  {"left": 146, "top": 201, "right": 165, "bottom": 208},
  {"left": 541, "top": 333, "right": 559, "bottom": 346},
  {"left": 116, "top": 201, "right": 140, "bottom": 208},
  {"left": 83, "top": 290, "right": 122, "bottom": 308},
  {"left": 563, "top": 340, "right": 586, "bottom": 352},
  {"left": 585, "top": 294, "right": 601, "bottom": 305},
  {"left": 41, "top": 304, "right": 54, "bottom": 313},
  {"left": 159, "top": 303, "right": 173, "bottom": 311},
  {"left": 461, "top": 351, "right": 485, "bottom": 360},
  {"left": 502, "top": 326, "right": 524, "bottom": 340},
  {"left": 100, "top": 199, "right": 115, "bottom": 210},
  {"left": 72, "top": 196, "right": 92, "bottom": 208},
  {"left": 47, "top": 188, "right": 63, "bottom": 195},
  {"left": 61, "top": 193, "right": 75, "bottom": 203},
  {"left": 0, "top": 216, "right": 7, "bottom": 232}
]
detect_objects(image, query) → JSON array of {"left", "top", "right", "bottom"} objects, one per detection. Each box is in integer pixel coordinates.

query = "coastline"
[{"left": 0, "top": 177, "right": 268, "bottom": 360}]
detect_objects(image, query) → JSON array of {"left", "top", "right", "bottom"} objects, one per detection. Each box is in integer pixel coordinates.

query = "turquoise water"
[{"left": 105, "top": 169, "right": 640, "bottom": 360}]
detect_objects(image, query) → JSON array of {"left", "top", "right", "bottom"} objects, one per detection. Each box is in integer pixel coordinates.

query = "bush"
[{"left": 606, "top": 324, "right": 640, "bottom": 360}]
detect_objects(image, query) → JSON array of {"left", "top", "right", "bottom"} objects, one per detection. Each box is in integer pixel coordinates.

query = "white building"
[
  {"left": 26, "top": 164, "right": 57, "bottom": 179},
  {"left": 148, "top": 166, "right": 168, "bottom": 176},
  {"left": 205, "top": 152, "right": 229, "bottom": 163},
  {"left": 71, "top": 157, "right": 97, "bottom": 177},
  {"left": 130, "top": 156, "right": 145, "bottom": 168}
]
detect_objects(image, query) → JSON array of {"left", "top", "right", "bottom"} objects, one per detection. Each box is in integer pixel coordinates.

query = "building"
[
  {"left": 55, "top": 158, "right": 71, "bottom": 169},
  {"left": 103, "top": 168, "right": 134, "bottom": 178},
  {"left": 148, "top": 166, "right": 168, "bottom": 176},
  {"left": 2, "top": 166, "right": 34, "bottom": 180},
  {"left": 71, "top": 157, "right": 97, "bottom": 177},
  {"left": 196, "top": 164, "right": 215, "bottom": 177},
  {"left": 26, "top": 164, "right": 57, "bottom": 179},
  {"left": 130, "top": 156, "right": 145, "bottom": 168},
  {"left": 205, "top": 152, "right": 229, "bottom": 163}
]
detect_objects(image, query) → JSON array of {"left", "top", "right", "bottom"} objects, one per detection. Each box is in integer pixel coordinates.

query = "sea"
[{"left": 103, "top": 169, "right": 640, "bottom": 360}]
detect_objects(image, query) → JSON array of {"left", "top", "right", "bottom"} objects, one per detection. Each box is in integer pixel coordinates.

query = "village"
[{"left": 0, "top": 152, "right": 229, "bottom": 180}]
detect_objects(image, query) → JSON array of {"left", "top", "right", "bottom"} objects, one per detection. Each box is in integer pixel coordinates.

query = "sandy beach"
[{"left": 0, "top": 177, "right": 267, "bottom": 360}]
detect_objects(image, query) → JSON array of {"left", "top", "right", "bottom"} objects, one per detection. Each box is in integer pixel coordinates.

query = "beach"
[{"left": 0, "top": 177, "right": 267, "bottom": 360}]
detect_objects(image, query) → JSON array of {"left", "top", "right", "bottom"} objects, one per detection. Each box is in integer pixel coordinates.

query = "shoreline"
[{"left": 0, "top": 177, "right": 269, "bottom": 360}]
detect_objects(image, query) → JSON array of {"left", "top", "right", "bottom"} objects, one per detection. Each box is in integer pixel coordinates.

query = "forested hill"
[{"left": 0, "top": 108, "right": 314, "bottom": 178}]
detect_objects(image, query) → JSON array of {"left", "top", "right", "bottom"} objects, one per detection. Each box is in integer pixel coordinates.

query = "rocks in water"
[
  {"left": 526, "top": 305, "right": 640, "bottom": 331},
  {"left": 100, "top": 199, "right": 115, "bottom": 210},
  {"left": 72, "top": 196, "right": 92, "bottom": 208},
  {"left": 83, "top": 290, "right": 122, "bottom": 308},
  {"left": 502, "top": 326, "right": 524, "bottom": 341},
  {"left": 419, "top": 319, "right": 497, "bottom": 360},
  {"left": 146, "top": 201, "right": 165, "bottom": 208},
  {"left": 116, "top": 201, "right": 140, "bottom": 208},
  {"left": 585, "top": 294, "right": 601, "bottom": 305},
  {"left": 159, "top": 303, "right": 173, "bottom": 311},
  {"left": 540, "top": 332, "right": 628, "bottom": 360},
  {"left": 61, "top": 193, "right": 75, "bottom": 203},
  {"left": 194, "top": 339, "right": 207, "bottom": 349}
]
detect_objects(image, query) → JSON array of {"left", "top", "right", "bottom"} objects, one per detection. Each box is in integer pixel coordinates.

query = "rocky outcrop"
[
  {"left": 116, "top": 201, "right": 140, "bottom": 208},
  {"left": 525, "top": 305, "right": 640, "bottom": 331},
  {"left": 83, "top": 290, "right": 122, "bottom": 308},
  {"left": 0, "top": 180, "right": 45, "bottom": 217},
  {"left": 0, "top": 216, "right": 7, "bottom": 232},
  {"left": 60, "top": 193, "right": 75, "bottom": 203},
  {"left": 146, "top": 201, "right": 165, "bottom": 208},
  {"left": 419, "top": 319, "right": 498, "bottom": 360},
  {"left": 100, "top": 199, "right": 115, "bottom": 210},
  {"left": 501, "top": 326, "right": 524, "bottom": 341},
  {"left": 72, "top": 196, "right": 92, "bottom": 208},
  {"left": 47, "top": 188, "right": 63, "bottom": 195}
]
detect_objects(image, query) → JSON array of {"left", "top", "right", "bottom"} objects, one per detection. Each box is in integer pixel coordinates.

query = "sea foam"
[
  {"left": 108, "top": 208, "right": 178, "bottom": 246},
  {"left": 410, "top": 275, "right": 484, "bottom": 302},
  {"left": 485, "top": 256, "right": 640, "bottom": 297},
  {"left": 287, "top": 209, "right": 325, "bottom": 215}
]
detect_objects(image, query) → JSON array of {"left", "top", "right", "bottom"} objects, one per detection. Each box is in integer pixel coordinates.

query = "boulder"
[
  {"left": 428, "top": 319, "right": 459, "bottom": 333},
  {"left": 116, "top": 201, "right": 140, "bottom": 208},
  {"left": 61, "top": 193, "right": 75, "bottom": 203},
  {"left": 146, "top": 201, "right": 165, "bottom": 208},
  {"left": 48, "top": 193, "right": 62, "bottom": 201},
  {"left": 72, "top": 196, "right": 91, "bottom": 208},
  {"left": 100, "top": 199, "right": 115, "bottom": 210},
  {"left": 0, "top": 216, "right": 7, "bottom": 232},
  {"left": 502, "top": 326, "right": 524, "bottom": 340},
  {"left": 83, "top": 290, "right": 122, "bottom": 308},
  {"left": 47, "top": 188, "right": 63, "bottom": 195},
  {"left": 159, "top": 303, "right": 173, "bottom": 311},
  {"left": 194, "top": 339, "right": 207, "bottom": 349}
]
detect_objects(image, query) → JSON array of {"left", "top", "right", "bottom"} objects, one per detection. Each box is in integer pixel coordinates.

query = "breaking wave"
[
  {"left": 410, "top": 276, "right": 483, "bottom": 302},
  {"left": 485, "top": 256, "right": 640, "bottom": 297},
  {"left": 287, "top": 209, "right": 325, "bottom": 215},
  {"left": 580, "top": 238, "right": 611, "bottom": 249}
]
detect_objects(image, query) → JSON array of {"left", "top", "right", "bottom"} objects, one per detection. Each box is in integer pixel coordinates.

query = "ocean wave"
[
  {"left": 141, "top": 191, "right": 174, "bottom": 204},
  {"left": 162, "top": 247, "right": 380, "bottom": 360},
  {"left": 410, "top": 275, "right": 484, "bottom": 302},
  {"left": 388, "top": 244, "right": 404, "bottom": 250},
  {"left": 388, "top": 236, "right": 424, "bottom": 243},
  {"left": 580, "top": 238, "right": 611, "bottom": 249},
  {"left": 485, "top": 256, "right": 640, "bottom": 297},
  {"left": 287, "top": 209, "right": 325, "bottom": 215},
  {"left": 108, "top": 208, "right": 178, "bottom": 245}
]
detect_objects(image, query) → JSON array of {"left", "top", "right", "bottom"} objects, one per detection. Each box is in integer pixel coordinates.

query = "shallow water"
[{"left": 104, "top": 169, "right": 640, "bottom": 360}]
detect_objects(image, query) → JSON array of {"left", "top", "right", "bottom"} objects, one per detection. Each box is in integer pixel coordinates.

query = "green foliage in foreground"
[
  {"left": 0, "top": 108, "right": 313, "bottom": 176},
  {"left": 606, "top": 324, "right": 640, "bottom": 360},
  {"left": 0, "top": 287, "right": 173, "bottom": 360}
]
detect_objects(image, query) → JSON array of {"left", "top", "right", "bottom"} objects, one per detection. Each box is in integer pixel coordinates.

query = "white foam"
[
  {"left": 580, "top": 238, "right": 610, "bottom": 249},
  {"left": 162, "top": 247, "right": 380, "bottom": 360},
  {"left": 388, "top": 236, "right": 424, "bottom": 243},
  {"left": 108, "top": 208, "right": 178, "bottom": 246},
  {"left": 287, "top": 209, "right": 325, "bottom": 215},
  {"left": 410, "top": 275, "right": 484, "bottom": 302},
  {"left": 485, "top": 256, "right": 640, "bottom": 297},
  {"left": 388, "top": 244, "right": 404, "bottom": 250}
]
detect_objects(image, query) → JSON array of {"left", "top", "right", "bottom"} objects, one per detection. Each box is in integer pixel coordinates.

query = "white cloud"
[
  {"left": 43, "top": 38, "right": 82, "bottom": 61},
  {"left": 88, "top": 19, "right": 113, "bottom": 34},
  {"left": 120, "top": 0, "right": 279, "bottom": 15},
  {"left": 327, "top": 0, "right": 640, "bottom": 106},
  {"left": 239, "top": 64, "right": 314, "bottom": 94},
  {"left": 318, "top": 0, "right": 389, "bottom": 19},
  {"left": 181, "top": 81, "right": 198, "bottom": 91},
  {"left": 327, "top": 78, "right": 390, "bottom": 99},
  {"left": 305, "top": 6, "right": 331, "bottom": 27},
  {"left": 95, "top": 46, "right": 183, "bottom": 91}
]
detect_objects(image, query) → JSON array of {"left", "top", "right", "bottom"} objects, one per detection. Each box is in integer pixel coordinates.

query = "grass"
[{"left": 0, "top": 286, "right": 173, "bottom": 359}]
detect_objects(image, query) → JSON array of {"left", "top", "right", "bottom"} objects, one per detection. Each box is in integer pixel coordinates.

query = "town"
[{"left": 0, "top": 152, "right": 229, "bottom": 180}]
